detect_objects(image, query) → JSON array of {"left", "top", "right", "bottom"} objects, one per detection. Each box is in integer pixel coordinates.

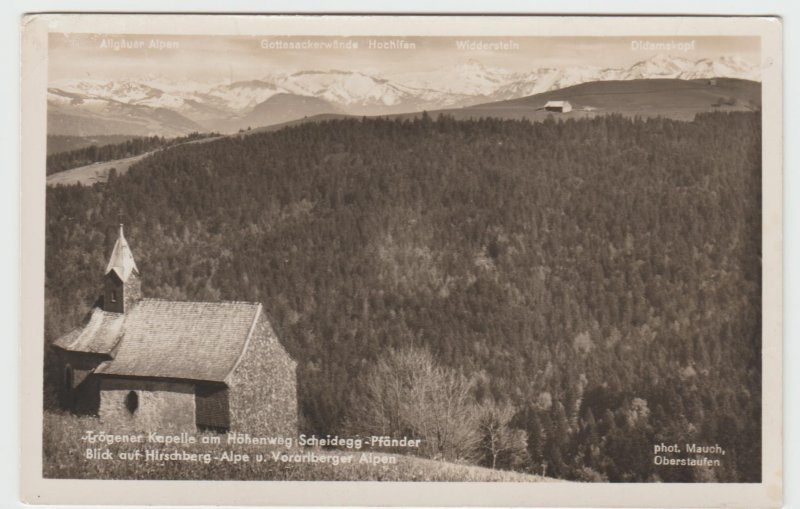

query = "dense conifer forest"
[
  {"left": 46, "top": 135, "right": 143, "bottom": 155},
  {"left": 44, "top": 112, "right": 761, "bottom": 482}
]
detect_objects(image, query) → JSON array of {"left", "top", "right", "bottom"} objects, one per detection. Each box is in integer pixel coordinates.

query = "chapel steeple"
[{"left": 103, "top": 224, "right": 142, "bottom": 313}]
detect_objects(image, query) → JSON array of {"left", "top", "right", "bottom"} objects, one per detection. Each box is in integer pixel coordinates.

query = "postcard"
[{"left": 19, "top": 14, "right": 783, "bottom": 507}]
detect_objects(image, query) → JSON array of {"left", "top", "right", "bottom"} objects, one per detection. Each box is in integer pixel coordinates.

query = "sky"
[{"left": 48, "top": 33, "right": 760, "bottom": 84}]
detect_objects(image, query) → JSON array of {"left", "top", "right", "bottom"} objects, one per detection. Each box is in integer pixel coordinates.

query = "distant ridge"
[
  {"left": 48, "top": 54, "right": 760, "bottom": 135},
  {"left": 250, "top": 78, "right": 761, "bottom": 132},
  {"left": 232, "top": 93, "right": 340, "bottom": 132},
  {"left": 468, "top": 78, "right": 760, "bottom": 113}
]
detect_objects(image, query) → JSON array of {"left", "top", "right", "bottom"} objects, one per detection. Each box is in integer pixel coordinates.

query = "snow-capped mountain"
[
  {"left": 277, "top": 70, "right": 409, "bottom": 107},
  {"left": 47, "top": 54, "right": 760, "bottom": 136},
  {"left": 622, "top": 53, "right": 698, "bottom": 80},
  {"left": 260, "top": 70, "right": 472, "bottom": 113},
  {"left": 204, "top": 80, "right": 286, "bottom": 112},
  {"left": 387, "top": 59, "right": 510, "bottom": 98},
  {"left": 388, "top": 54, "right": 759, "bottom": 103},
  {"left": 669, "top": 56, "right": 761, "bottom": 81}
]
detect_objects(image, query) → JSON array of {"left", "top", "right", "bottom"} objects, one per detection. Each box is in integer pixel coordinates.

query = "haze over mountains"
[{"left": 48, "top": 54, "right": 760, "bottom": 136}]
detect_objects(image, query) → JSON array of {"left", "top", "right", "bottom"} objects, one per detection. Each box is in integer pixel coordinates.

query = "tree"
[
  {"left": 344, "top": 347, "right": 480, "bottom": 462},
  {"left": 476, "top": 401, "right": 528, "bottom": 470}
]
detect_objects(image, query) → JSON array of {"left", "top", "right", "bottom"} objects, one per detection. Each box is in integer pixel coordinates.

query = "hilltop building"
[
  {"left": 544, "top": 100, "right": 573, "bottom": 113},
  {"left": 52, "top": 225, "right": 297, "bottom": 434}
]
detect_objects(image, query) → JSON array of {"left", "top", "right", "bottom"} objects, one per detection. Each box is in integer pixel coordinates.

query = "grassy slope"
[
  {"left": 43, "top": 412, "right": 553, "bottom": 482},
  {"left": 45, "top": 136, "right": 224, "bottom": 187},
  {"left": 425, "top": 78, "right": 760, "bottom": 123},
  {"left": 46, "top": 153, "right": 151, "bottom": 186},
  {"left": 472, "top": 78, "right": 760, "bottom": 111}
]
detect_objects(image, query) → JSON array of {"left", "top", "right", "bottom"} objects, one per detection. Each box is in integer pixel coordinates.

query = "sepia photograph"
[{"left": 18, "top": 14, "right": 783, "bottom": 507}]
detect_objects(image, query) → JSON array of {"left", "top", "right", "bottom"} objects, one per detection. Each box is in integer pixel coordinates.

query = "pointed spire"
[{"left": 105, "top": 224, "right": 139, "bottom": 282}]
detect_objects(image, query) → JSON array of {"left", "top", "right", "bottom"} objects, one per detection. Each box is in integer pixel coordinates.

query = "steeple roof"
[{"left": 105, "top": 224, "right": 139, "bottom": 282}]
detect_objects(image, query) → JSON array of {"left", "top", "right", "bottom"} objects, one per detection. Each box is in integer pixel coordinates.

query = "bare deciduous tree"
[
  {"left": 345, "top": 347, "right": 480, "bottom": 462},
  {"left": 476, "top": 401, "right": 528, "bottom": 470}
]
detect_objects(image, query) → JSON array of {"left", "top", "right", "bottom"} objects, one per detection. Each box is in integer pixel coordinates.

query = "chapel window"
[{"left": 125, "top": 391, "right": 139, "bottom": 414}]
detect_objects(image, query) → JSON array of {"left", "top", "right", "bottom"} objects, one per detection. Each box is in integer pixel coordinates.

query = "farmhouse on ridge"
[
  {"left": 544, "top": 100, "right": 572, "bottom": 113},
  {"left": 52, "top": 225, "right": 298, "bottom": 435}
]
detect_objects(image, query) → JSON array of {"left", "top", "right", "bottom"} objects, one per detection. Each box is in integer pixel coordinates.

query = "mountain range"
[{"left": 47, "top": 54, "right": 760, "bottom": 136}]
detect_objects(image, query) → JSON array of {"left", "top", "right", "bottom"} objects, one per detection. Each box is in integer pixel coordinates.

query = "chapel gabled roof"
[
  {"left": 94, "top": 299, "right": 262, "bottom": 383},
  {"left": 105, "top": 224, "right": 139, "bottom": 282},
  {"left": 54, "top": 299, "right": 263, "bottom": 383},
  {"left": 52, "top": 308, "right": 126, "bottom": 355}
]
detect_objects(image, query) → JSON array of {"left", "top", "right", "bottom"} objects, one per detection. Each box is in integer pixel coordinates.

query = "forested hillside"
[
  {"left": 46, "top": 132, "right": 216, "bottom": 175},
  {"left": 46, "top": 135, "right": 142, "bottom": 155},
  {"left": 44, "top": 112, "right": 761, "bottom": 482}
]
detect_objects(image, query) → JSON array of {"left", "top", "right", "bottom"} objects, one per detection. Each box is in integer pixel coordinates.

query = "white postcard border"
[{"left": 20, "top": 14, "right": 783, "bottom": 507}]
